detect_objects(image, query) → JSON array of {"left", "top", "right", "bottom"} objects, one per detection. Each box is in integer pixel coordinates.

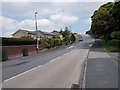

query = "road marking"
[
  {"left": 49, "top": 56, "right": 61, "bottom": 63},
  {"left": 49, "top": 51, "right": 72, "bottom": 63},
  {"left": 67, "top": 46, "right": 74, "bottom": 49},
  {"left": 3, "top": 51, "right": 72, "bottom": 83},
  {"left": 89, "top": 44, "right": 93, "bottom": 47},
  {"left": 3, "top": 65, "right": 41, "bottom": 83}
]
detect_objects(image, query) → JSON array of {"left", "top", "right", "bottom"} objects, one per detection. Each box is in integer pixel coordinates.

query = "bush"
[
  {"left": 41, "top": 37, "right": 63, "bottom": 48},
  {"left": 63, "top": 36, "right": 70, "bottom": 45},
  {"left": 101, "top": 40, "right": 120, "bottom": 52},
  {"left": 22, "top": 48, "right": 28, "bottom": 56},
  {"left": 70, "top": 33, "right": 76, "bottom": 43},
  {"left": 110, "top": 31, "right": 120, "bottom": 40},
  {"left": 2, "top": 50, "right": 8, "bottom": 61},
  {"left": 2, "top": 38, "right": 36, "bottom": 46},
  {"left": 55, "top": 38, "right": 63, "bottom": 46},
  {"left": 49, "top": 38, "right": 55, "bottom": 47}
]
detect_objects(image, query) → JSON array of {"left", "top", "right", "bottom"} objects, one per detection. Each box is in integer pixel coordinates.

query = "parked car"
[{"left": 79, "top": 38, "right": 83, "bottom": 41}]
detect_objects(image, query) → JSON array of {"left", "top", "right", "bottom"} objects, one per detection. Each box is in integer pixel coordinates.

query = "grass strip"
[{"left": 101, "top": 40, "right": 120, "bottom": 52}]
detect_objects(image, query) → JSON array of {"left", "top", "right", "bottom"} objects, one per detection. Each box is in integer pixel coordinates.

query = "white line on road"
[
  {"left": 66, "top": 46, "right": 74, "bottom": 49},
  {"left": 89, "top": 44, "right": 93, "bottom": 47},
  {"left": 3, "top": 65, "right": 41, "bottom": 83},
  {"left": 49, "top": 56, "right": 61, "bottom": 63}
]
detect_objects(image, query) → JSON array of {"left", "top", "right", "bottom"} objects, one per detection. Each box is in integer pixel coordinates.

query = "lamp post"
[{"left": 35, "top": 11, "right": 39, "bottom": 53}]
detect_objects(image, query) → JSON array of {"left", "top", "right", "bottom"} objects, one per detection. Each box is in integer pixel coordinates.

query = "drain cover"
[{"left": 71, "top": 84, "right": 80, "bottom": 89}]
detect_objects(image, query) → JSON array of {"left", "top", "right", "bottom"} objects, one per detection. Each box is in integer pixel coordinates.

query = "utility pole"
[{"left": 35, "top": 11, "right": 39, "bottom": 53}]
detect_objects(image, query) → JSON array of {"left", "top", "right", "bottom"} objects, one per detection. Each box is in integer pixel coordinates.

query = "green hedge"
[
  {"left": 40, "top": 37, "right": 63, "bottom": 48},
  {"left": 2, "top": 38, "right": 36, "bottom": 46},
  {"left": 110, "top": 31, "right": 120, "bottom": 40}
]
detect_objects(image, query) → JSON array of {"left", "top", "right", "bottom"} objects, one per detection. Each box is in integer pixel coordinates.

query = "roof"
[{"left": 12, "top": 29, "right": 59, "bottom": 36}]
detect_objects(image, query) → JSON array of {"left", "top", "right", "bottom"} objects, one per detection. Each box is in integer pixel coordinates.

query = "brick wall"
[{"left": 1, "top": 44, "right": 43, "bottom": 55}]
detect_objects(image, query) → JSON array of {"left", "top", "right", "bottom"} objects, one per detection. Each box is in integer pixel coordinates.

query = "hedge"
[
  {"left": 2, "top": 38, "right": 36, "bottom": 46},
  {"left": 40, "top": 37, "right": 63, "bottom": 48}
]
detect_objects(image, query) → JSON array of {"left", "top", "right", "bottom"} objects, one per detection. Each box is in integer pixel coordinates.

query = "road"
[{"left": 2, "top": 34, "right": 94, "bottom": 88}]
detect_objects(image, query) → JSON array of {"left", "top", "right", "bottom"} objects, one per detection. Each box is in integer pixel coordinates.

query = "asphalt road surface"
[{"left": 2, "top": 34, "right": 94, "bottom": 88}]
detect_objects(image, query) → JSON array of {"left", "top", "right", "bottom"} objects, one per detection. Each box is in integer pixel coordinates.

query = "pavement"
[{"left": 85, "top": 40, "right": 118, "bottom": 88}]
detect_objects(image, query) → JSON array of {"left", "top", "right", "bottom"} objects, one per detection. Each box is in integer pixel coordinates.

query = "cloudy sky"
[{"left": 1, "top": 0, "right": 114, "bottom": 37}]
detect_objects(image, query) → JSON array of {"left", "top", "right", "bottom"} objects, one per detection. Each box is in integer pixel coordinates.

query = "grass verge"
[
  {"left": 74, "top": 34, "right": 80, "bottom": 40},
  {"left": 117, "top": 56, "right": 120, "bottom": 59},
  {"left": 101, "top": 40, "right": 120, "bottom": 52}
]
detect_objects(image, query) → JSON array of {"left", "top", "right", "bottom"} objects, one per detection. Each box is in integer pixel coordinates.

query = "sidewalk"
[{"left": 85, "top": 40, "right": 118, "bottom": 88}]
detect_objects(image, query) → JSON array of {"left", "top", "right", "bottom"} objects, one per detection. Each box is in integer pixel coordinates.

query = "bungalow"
[{"left": 12, "top": 29, "right": 62, "bottom": 39}]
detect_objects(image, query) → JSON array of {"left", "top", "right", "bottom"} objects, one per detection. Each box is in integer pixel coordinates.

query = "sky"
[{"left": 1, "top": 0, "right": 114, "bottom": 37}]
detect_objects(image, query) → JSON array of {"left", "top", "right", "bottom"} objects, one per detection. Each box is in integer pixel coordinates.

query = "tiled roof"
[{"left": 13, "top": 29, "right": 59, "bottom": 36}]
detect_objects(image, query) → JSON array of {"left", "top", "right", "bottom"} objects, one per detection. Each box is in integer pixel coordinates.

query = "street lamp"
[{"left": 35, "top": 11, "right": 39, "bottom": 53}]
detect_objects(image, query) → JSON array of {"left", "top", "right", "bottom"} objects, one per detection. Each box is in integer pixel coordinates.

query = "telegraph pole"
[{"left": 35, "top": 11, "right": 39, "bottom": 53}]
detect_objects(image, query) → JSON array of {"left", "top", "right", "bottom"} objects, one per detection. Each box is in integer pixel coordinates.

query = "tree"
[
  {"left": 59, "top": 29, "right": 63, "bottom": 34},
  {"left": 111, "top": 1, "right": 120, "bottom": 31},
  {"left": 63, "top": 36, "right": 70, "bottom": 45},
  {"left": 65, "top": 27, "right": 69, "bottom": 31},
  {"left": 110, "top": 31, "right": 120, "bottom": 40},
  {"left": 62, "top": 27, "right": 71, "bottom": 37},
  {"left": 70, "top": 33, "right": 76, "bottom": 43},
  {"left": 90, "top": 2, "right": 115, "bottom": 41}
]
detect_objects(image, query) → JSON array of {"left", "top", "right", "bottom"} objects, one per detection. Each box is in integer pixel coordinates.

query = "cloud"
[
  {"left": 50, "top": 12, "right": 79, "bottom": 24},
  {"left": 0, "top": 16, "right": 18, "bottom": 30},
  {"left": 84, "top": 18, "right": 91, "bottom": 25},
  {"left": 2, "top": 0, "right": 114, "bottom": 2},
  {"left": 1, "top": 16, "right": 54, "bottom": 37},
  {"left": 18, "top": 19, "right": 35, "bottom": 29},
  {"left": 2, "top": 2, "right": 106, "bottom": 18},
  {"left": 2, "top": 32, "right": 14, "bottom": 37},
  {"left": 38, "top": 19, "right": 53, "bottom": 26}
]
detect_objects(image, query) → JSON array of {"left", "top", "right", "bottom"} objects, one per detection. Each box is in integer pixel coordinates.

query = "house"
[
  {"left": 51, "top": 30, "right": 63, "bottom": 40},
  {"left": 12, "top": 29, "right": 62, "bottom": 39}
]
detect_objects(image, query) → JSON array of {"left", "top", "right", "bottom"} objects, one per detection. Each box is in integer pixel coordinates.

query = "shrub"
[
  {"left": 55, "top": 38, "right": 63, "bottom": 46},
  {"left": 49, "top": 38, "right": 55, "bottom": 47},
  {"left": 70, "top": 33, "right": 76, "bottom": 43},
  {"left": 41, "top": 37, "right": 63, "bottom": 48},
  {"left": 63, "top": 36, "right": 70, "bottom": 45},
  {"left": 22, "top": 48, "right": 28, "bottom": 56},
  {"left": 110, "top": 31, "right": 120, "bottom": 40},
  {"left": 41, "top": 37, "right": 51, "bottom": 48}
]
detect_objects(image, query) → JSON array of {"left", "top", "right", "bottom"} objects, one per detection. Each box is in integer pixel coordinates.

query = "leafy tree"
[
  {"left": 110, "top": 31, "right": 120, "bottom": 40},
  {"left": 59, "top": 29, "right": 63, "bottom": 34},
  {"left": 111, "top": 1, "right": 120, "bottom": 31},
  {"left": 70, "top": 33, "right": 76, "bottom": 43},
  {"left": 62, "top": 30, "right": 71, "bottom": 37},
  {"left": 91, "top": 9, "right": 113, "bottom": 40},
  {"left": 63, "top": 36, "right": 70, "bottom": 45},
  {"left": 49, "top": 38, "right": 55, "bottom": 47},
  {"left": 90, "top": 2, "right": 115, "bottom": 41},
  {"left": 65, "top": 27, "right": 69, "bottom": 31}
]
